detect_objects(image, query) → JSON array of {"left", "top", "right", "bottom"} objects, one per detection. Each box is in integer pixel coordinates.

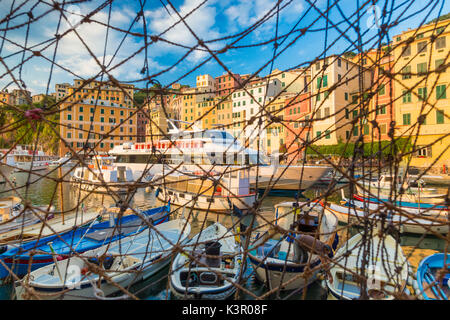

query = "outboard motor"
[{"left": 204, "top": 241, "right": 221, "bottom": 267}]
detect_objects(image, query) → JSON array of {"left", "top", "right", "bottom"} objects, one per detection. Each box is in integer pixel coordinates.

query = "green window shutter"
[
  {"left": 317, "top": 77, "right": 322, "bottom": 88},
  {"left": 325, "top": 130, "right": 331, "bottom": 139},
  {"left": 418, "top": 87, "right": 427, "bottom": 101},
  {"left": 352, "top": 110, "right": 358, "bottom": 118},
  {"left": 436, "top": 85, "right": 446, "bottom": 99},
  {"left": 364, "top": 124, "right": 369, "bottom": 135},
  {"left": 344, "top": 92, "right": 348, "bottom": 100},
  {"left": 417, "top": 62, "right": 427, "bottom": 75},
  {"left": 316, "top": 131, "right": 321, "bottom": 138},
  {"left": 403, "top": 113, "right": 411, "bottom": 125},
  {"left": 436, "top": 110, "right": 444, "bottom": 124},
  {"left": 345, "top": 108, "right": 349, "bottom": 119},
  {"left": 353, "top": 126, "right": 358, "bottom": 136},
  {"left": 323, "top": 75, "right": 328, "bottom": 87},
  {"left": 316, "top": 93, "right": 321, "bottom": 102},
  {"left": 379, "top": 84, "right": 385, "bottom": 95}
]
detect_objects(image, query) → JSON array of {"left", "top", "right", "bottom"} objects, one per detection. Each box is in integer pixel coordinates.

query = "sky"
[{"left": 0, "top": 0, "right": 448, "bottom": 95}]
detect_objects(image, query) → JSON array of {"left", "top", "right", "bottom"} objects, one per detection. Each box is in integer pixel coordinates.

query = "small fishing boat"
[
  {"left": 154, "top": 169, "right": 257, "bottom": 212},
  {"left": 15, "top": 218, "right": 191, "bottom": 300},
  {"left": 169, "top": 222, "right": 244, "bottom": 299},
  {"left": 248, "top": 202, "right": 338, "bottom": 291},
  {"left": 0, "top": 203, "right": 171, "bottom": 280},
  {"left": 317, "top": 170, "right": 350, "bottom": 185},
  {"left": 357, "top": 173, "right": 446, "bottom": 202},
  {"left": 70, "top": 155, "right": 146, "bottom": 194},
  {"left": 0, "top": 197, "right": 55, "bottom": 234},
  {"left": 48, "top": 156, "right": 77, "bottom": 168},
  {"left": 416, "top": 253, "right": 449, "bottom": 300},
  {"left": 325, "top": 198, "right": 448, "bottom": 235},
  {"left": 352, "top": 194, "right": 449, "bottom": 212},
  {"left": 326, "top": 231, "right": 410, "bottom": 300}
]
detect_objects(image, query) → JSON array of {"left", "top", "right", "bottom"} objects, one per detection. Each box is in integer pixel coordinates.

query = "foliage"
[{"left": 305, "top": 138, "right": 412, "bottom": 159}]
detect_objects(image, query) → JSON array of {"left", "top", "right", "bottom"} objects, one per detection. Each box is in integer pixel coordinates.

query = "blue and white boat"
[
  {"left": 169, "top": 223, "right": 244, "bottom": 300},
  {"left": 248, "top": 202, "right": 338, "bottom": 291},
  {"left": 326, "top": 231, "right": 410, "bottom": 300},
  {"left": 15, "top": 218, "right": 191, "bottom": 299},
  {"left": 0, "top": 203, "right": 171, "bottom": 280},
  {"left": 416, "top": 253, "right": 449, "bottom": 300},
  {"left": 353, "top": 194, "right": 449, "bottom": 212}
]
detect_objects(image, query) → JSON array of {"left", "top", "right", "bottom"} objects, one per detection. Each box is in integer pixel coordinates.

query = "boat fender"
[
  {"left": 295, "top": 234, "right": 333, "bottom": 257},
  {"left": 103, "top": 256, "right": 115, "bottom": 270},
  {"left": 0, "top": 245, "right": 8, "bottom": 255}
]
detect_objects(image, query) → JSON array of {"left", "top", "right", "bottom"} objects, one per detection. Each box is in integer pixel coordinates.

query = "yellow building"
[
  {"left": 265, "top": 94, "right": 291, "bottom": 154},
  {"left": 214, "top": 95, "right": 233, "bottom": 131},
  {"left": 393, "top": 19, "right": 449, "bottom": 171},
  {"left": 0, "top": 91, "right": 13, "bottom": 106},
  {"left": 146, "top": 94, "right": 174, "bottom": 143},
  {"left": 59, "top": 79, "right": 137, "bottom": 156}
]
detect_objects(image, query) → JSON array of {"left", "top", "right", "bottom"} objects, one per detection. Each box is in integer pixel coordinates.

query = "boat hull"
[
  {"left": 248, "top": 255, "right": 320, "bottom": 291},
  {"left": 157, "top": 188, "right": 256, "bottom": 212},
  {"left": 16, "top": 255, "right": 171, "bottom": 300}
]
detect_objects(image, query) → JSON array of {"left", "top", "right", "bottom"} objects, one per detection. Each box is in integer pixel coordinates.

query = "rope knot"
[{"left": 24, "top": 108, "right": 43, "bottom": 121}]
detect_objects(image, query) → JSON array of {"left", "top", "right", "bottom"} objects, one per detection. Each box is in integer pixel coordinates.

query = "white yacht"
[
  {"left": 109, "top": 121, "right": 331, "bottom": 194},
  {"left": 3, "top": 145, "right": 51, "bottom": 172}
]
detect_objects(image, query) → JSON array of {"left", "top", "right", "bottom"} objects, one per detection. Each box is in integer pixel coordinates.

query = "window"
[
  {"left": 315, "top": 62, "right": 320, "bottom": 71},
  {"left": 338, "top": 59, "right": 341, "bottom": 67},
  {"left": 345, "top": 108, "right": 349, "bottom": 119},
  {"left": 338, "top": 74, "right": 341, "bottom": 82},
  {"left": 403, "top": 113, "right": 411, "bottom": 125},
  {"left": 416, "top": 33, "right": 424, "bottom": 39},
  {"left": 436, "top": 37, "right": 446, "bottom": 50},
  {"left": 402, "top": 45, "right": 411, "bottom": 56},
  {"left": 323, "top": 75, "right": 328, "bottom": 87},
  {"left": 380, "top": 124, "right": 387, "bottom": 134},
  {"left": 79, "top": 106, "right": 83, "bottom": 112},
  {"left": 317, "top": 77, "right": 322, "bottom": 88},
  {"left": 351, "top": 95, "right": 358, "bottom": 104},
  {"left": 436, "top": 59, "right": 446, "bottom": 70},
  {"left": 324, "top": 107, "right": 330, "bottom": 117},
  {"left": 325, "top": 130, "right": 331, "bottom": 139},
  {"left": 417, "top": 62, "right": 427, "bottom": 75},
  {"left": 353, "top": 126, "right": 358, "bottom": 136},
  {"left": 90, "top": 107, "right": 94, "bottom": 113},
  {"left": 417, "top": 41, "right": 427, "bottom": 53},
  {"left": 316, "top": 131, "right": 321, "bottom": 138},
  {"left": 282, "top": 82, "right": 285, "bottom": 87},
  {"left": 100, "top": 117, "right": 104, "bottom": 123},
  {"left": 79, "top": 115, "right": 83, "bottom": 121},
  {"left": 67, "top": 132, "right": 71, "bottom": 138},
  {"left": 376, "top": 105, "right": 386, "bottom": 115},
  {"left": 418, "top": 87, "right": 427, "bottom": 101},
  {"left": 402, "top": 65, "right": 411, "bottom": 79},
  {"left": 379, "top": 84, "right": 385, "bottom": 95},
  {"left": 68, "top": 114, "right": 72, "bottom": 120},
  {"left": 416, "top": 146, "right": 432, "bottom": 158},
  {"left": 402, "top": 90, "right": 412, "bottom": 103},
  {"left": 316, "top": 93, "right": 321, "bottom": 102},
  {"left": 344, "top": 92, "right": 348, "bottom": 101},
  {"left": 363, "top": 124, "right": 369, "bottom": 135},
  {"left": 101, "top": 109, "right": 104, "bottom": 114},
  {"left": 352, "top": 110, "right": 358, "bottom": 118},
  {"left": 436, "top": 84, "right": 446, "bottom": 99},
  {"left": 436, "top": 110, "right": 444, "bottom": 124}
]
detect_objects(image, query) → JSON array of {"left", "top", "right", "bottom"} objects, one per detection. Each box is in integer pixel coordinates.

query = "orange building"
[
  {"left": 215, "top": 72, "right": 242, "bottom": 96},
  {"left": 284, "top": 92, "right": 312, "bottom": 164},
  {"left": 59, "top": 79, "right": 137, "bottom": 156}
]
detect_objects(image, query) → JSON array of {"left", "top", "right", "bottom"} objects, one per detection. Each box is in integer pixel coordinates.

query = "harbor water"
[{"left": 0, "top": 168, "right": 447, "bottom": 300}]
